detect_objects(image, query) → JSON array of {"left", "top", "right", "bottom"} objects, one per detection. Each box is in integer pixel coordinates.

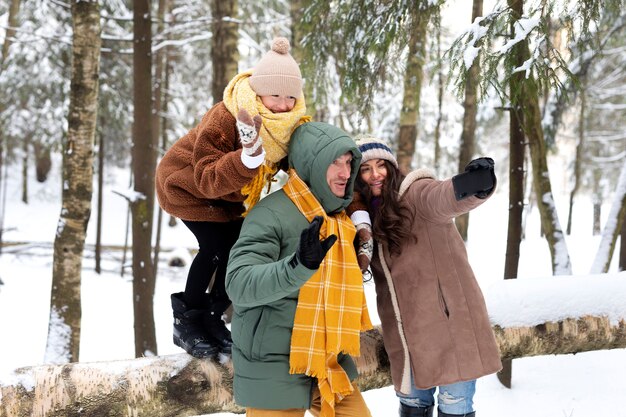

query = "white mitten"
[{"left": 236, "top": 109, "right": 263, "bottom": 157}]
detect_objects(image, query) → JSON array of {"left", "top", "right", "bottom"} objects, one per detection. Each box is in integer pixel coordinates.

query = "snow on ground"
[{"left": 1, "top": 170, "right": 625, "bottom": 416}]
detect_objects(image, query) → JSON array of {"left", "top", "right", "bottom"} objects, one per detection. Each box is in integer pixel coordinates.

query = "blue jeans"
[{"left": 396, "top": 377, "right": 476, "bottom": 415}]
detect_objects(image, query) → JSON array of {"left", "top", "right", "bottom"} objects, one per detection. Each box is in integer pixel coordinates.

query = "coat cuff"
[
  {"left": 350, "top": 210, "right": 371, "bottom": 226},
  {"left": 241, "top": 149, "right": 266, "bottom": 169}
]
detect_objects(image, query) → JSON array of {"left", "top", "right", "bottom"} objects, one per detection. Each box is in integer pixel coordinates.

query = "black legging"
[{"left": 181, "top": 219, "right": 243, "bottom": 314}]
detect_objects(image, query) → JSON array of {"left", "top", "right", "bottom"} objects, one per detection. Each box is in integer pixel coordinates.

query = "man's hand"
[
  {"left": 237, "top": 109, "right": 263, "bottom": 157},
  {"left": 295, "top": 216, "right": 337, "bottom": 270}
]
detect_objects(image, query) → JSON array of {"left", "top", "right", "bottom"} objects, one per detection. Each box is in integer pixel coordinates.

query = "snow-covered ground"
[{"left": 1, "top": 169, "right": 625, "bottom": 417}]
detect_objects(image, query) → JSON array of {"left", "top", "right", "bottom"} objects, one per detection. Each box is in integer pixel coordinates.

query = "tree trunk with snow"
[
  {"left": 518, "top": 44, "right": 572, "bottom": 275},
  {"left": 131, "top": 0, "right": 158, "bottom": 358},
  {"left": 590, "top": 158, "right": 626, "bottom": 273},
  {"left": 2, "top": 317, "right": 625, "bottom": 417},
  {"left": 45, "top": 0, "right": 101, "bottom": 364},
  {"left": 455, "top": 0, "right": 483, "bottom": 242}
]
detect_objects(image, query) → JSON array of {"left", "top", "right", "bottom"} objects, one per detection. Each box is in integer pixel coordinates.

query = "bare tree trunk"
[
  {"left": 0, "top": 0, "right": 21, "bottom": 69},
  {"left": 20, "top": 134, "right": 28, "bottom": 204},
  {"left": 152, "top": 0, "right": 169, "bottom": 280},
  {"left": 34, "top": 142, "right": 52, "bottom": 183},
  {"left": 499, "top": 0, "right": 526, "bottom": 388},
  {"left": 593, "top": 175, "right": 602, "bottom": 235},
  {"left": 210, "top": 0, "right": 239, "bottom": 103},
  {"left": 590, "top": 158, "right": 626, "bottom": 273},
  {"left": 44, "top": 0, "right": 101, "bottom": 364},
  {"left": 397, "top": 8, "right": 430, "bottom": 174},
  {"left": 95, "top": 128, "right": 104, "bottom": 274},
  {"left": 0, "top": 0, "right": 22, "bottom": 251},
  {"left": 433, "top": 15, "right": 444, "bottom": 175},
  {"left": 455, "top": 0, "right": 483, "bottom": 241},
  {"left": 132, "top": 0, "right": 157, "bottom": 358},
  {"left": 566, "top": 85, "right": 585, "bottom": 235},
  {"left": 3, "top": 317, "right": 625, "bottom": 417},
  {"left": 619, "top": 220, "right": 626, "bottom": 271}
]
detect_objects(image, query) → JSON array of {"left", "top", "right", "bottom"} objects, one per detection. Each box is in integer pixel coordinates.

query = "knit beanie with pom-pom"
[{"left": 249, "top": 37, "right": 303, "bottom": 98}]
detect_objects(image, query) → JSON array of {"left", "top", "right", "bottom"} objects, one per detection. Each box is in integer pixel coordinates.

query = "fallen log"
[{"left": 2, "top": 273, "right": 625, "bottom": 416}]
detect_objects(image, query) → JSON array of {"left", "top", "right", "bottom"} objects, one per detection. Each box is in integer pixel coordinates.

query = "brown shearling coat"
[
  {"left": 155, "top": 102, "right": 260, "bottom": 222},
  {"left": 370, "top": 168, "right": 502, "bottom": 393}
]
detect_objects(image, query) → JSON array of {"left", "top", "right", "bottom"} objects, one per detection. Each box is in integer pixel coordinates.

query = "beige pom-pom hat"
[{"left": 249, "top": 37, "right": 304, "bottom": 98}]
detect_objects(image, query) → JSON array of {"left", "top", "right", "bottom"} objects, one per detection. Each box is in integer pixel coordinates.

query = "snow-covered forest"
[{"left": 0, "top": 0, "right": 625, "bottom": 416}]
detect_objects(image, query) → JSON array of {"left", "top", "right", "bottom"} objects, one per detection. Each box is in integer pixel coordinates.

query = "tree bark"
[
  {"left": 45, "top": 0, "right": 101, "bottom": 364},
  {"left": 566, "top": 84, "right": 585, "bottom": 235},
  {"left": 0, "top": 0, "right": 21, "bottom": 69},
  {"left": 620, "top": 218, "right": 626, "bottom": 271},
  {"left": 499, "top": 0, "right": 526, "bottom": 388},
  {"left": 397, "top": 8, "right": 430, "bottom": 174},
  {"left": 518, "top": 36, "right": 572, "bottom": 275},
  {"left": 210, "top": 0, "right": 239, "bottom": 103},
  {"left": 20, "top": 133, "right": 28, "bottom": 204},
  {"left": 0, "top": 0, "right": 22, "bottom": 250},
  {"left": 590, "top": 158, "right": 626, "bottom": 273},
  {"left": 291, "top": 0, "right": 319, "bottom": 119},
  {"left": 95, "top": 129, "right": 104, "bottom": 274},
  {"left": 455, "top": 0, "right": 483, "bottom": 241},
  {"left": 3, "top": 317, "right": 625, "bottom": 417},
  {"left": 132, "top": 0, "right": 158, "bottom": 358},
  {"left": 152, "top": 0, "right": 170, "bottom": 281}
]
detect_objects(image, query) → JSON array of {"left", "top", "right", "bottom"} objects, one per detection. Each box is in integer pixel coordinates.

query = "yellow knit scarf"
[
  {"left": 284, "top": 170, "right": 373, "bottom": 417},
  {"left": 223, "top": 70, "right": 311, "bottom": 211}
]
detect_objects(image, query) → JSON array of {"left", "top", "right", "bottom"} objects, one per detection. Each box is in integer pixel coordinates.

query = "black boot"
[
  {"left": 437, "top": 410, "right": 475, "bottom": 417},
  {"left": 171, "top": 292, "right": 219, "bottom": 358},
  {"left": 399, "top": 403, "right": 434, "bottom": 417},
  {"left": 203, "top": 310, "right": 233, "bottom": 354}
]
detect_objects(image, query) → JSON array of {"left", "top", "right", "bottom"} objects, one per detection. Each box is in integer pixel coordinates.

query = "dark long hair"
[{"left": 355, "top": 160, "right": 414, "bottom": 255}]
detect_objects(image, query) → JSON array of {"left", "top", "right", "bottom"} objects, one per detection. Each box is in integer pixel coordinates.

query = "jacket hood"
[{"left": 288, "top": 122, "right": 361, "bottom": 214}]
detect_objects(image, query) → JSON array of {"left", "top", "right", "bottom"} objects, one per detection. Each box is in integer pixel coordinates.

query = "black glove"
[
  {"left": 452, "top": 157, "right": 496, "bottom": 200},
  {"left": 293, "top": 216, "right": 337, "bottom": 270}
]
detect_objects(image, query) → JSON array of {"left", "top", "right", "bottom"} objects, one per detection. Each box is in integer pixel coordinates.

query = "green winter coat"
[{"left": 225, "top": 122, "right": 362, "bottom": 410}]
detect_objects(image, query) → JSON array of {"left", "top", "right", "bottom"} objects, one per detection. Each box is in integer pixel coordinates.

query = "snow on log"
[
  {"left": 2, "top": 273, "right": 625, "bottom": 416},
  {"left": 486, "top": 272, "right": 626, "bottom": 358}
]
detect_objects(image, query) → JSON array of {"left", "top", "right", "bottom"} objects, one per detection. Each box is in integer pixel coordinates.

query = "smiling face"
[
  {"left": 260, "top": 95, "right": 297, "bottom": 113},
  {"left": 326, "top": 152, "right": 353, "bottom": 197},
  {"left": 359, "top": 158, "right": 387, "bottom": 197}
]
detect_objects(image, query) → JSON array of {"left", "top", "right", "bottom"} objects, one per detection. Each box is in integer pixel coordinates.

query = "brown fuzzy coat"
[
  {"left": 370, "top": 168, "right": 502, "bottom": 393},
  {"left": 155, "top": 102, "right": 260, "bottom": 222}
]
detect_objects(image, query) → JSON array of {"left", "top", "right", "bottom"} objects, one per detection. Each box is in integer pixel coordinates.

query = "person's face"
[
  {"left": 260, "top": 95, "right": 297, "bottom": 113},
  {"left": 359, "top": 158, "right": 387, "bottom": 197},
  {"left": 326, "top": 152, "right": 353, "bottom": 198}
]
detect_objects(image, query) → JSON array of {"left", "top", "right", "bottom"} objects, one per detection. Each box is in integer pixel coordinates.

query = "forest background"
[{"left": 0, "top": 0, "right": 625, "bottom": 415}]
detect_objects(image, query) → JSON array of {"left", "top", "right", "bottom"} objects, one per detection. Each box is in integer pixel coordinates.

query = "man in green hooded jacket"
[{"left": 226, "top": 122, "right": 373, "bottom": 417}]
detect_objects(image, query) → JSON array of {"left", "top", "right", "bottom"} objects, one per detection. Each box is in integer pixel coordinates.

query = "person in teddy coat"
[
  {"left": 155, "top": 37, "right": 309, "bottom": 358},
  {"left": 352, "top": 135, "right": 502, "bottom": 417}
]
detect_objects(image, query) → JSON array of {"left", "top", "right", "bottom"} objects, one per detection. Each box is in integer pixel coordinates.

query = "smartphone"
[{"left": 451, "top": 169, "right": 494, "bottom": 200}]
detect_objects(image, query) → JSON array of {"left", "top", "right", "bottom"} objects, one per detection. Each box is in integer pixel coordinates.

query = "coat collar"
[{"left": 398, "top": 168, "right": 436, "bottom": 199}]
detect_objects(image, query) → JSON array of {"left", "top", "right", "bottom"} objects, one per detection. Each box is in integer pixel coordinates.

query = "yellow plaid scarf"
[
  {"left": 284, "top": 170, "right": 373, "bottom": 417},
  {"left": 223, "top": 71, "right": 311, "bottom": 212}
]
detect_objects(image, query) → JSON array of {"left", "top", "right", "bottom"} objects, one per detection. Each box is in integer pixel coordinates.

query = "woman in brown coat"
[
  {"left": 155, "top": 37, "right": 309, "bottom": 358},
  {"left": 353, "top": 136, "right": 502, "bottom": 417}
]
